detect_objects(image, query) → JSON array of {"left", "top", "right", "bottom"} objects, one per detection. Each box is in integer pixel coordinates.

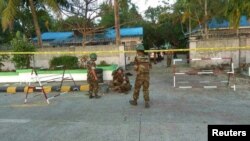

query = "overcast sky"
[
  {"left": 97, "top": 0, "right": 176, "bottom": 14},
  {"left": 130, "top": 0, "right": 176, "bottom": 14},
  {"left": 62, "top": 0, "right": 177, "bottom": 21}
]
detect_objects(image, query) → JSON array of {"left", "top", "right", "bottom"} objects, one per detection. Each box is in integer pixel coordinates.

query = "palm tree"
[
  {"left": 29, "top": 0, "right": 43, "bottom": 47},
  {"left": 226, "top": 0, "right": 250, "bottom": 29},
  {"left": 0, "top": 0, "right": 63, "bottom": 48},
  {"left": 176, "top": 0, "right": 227, "bottom": 38}
]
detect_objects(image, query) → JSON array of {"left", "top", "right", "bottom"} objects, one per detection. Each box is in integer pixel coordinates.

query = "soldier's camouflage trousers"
[
  {"left": 133, "top": 74, "right": 150, "bottom": 101},
  {"left": 89, "top": 81, "right": 99, "bottom": 95},
  {"left": 110, "top": 82, "right": 131, "bottom": 93},
  {"left": 167, "top": 54, "right": 172, "bottom": 67},
  {"left": 120, "top": 83, "right": 131, "bottom": 92},
  {"left": 116, "top": 83, "right": 131, "bottom": 93}
]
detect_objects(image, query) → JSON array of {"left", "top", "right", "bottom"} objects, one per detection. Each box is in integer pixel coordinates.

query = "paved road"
[{"left": 0, "top": 62, "right": 250, "bottom": 141}]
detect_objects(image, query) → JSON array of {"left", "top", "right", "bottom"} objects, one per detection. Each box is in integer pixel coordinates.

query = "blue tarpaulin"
[
  {"left": 33, "top": 27, "right": 143, "bottom": 46},
  {"left": 33, "top": 32, "right": 74, "bottom": 41},
  {"left": 208, "top": 16, "right": 250, "bottom": 29},
  {"left": 185, "top": 16, "right": 250, "bottom": 36},
  {"left": 105, "top": 27, "right": 143, "bottom": 39}
]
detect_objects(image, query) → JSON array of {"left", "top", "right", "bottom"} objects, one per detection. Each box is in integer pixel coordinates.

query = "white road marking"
[{"left": 0, "top": 119, "right": 30, "bottom": 123}]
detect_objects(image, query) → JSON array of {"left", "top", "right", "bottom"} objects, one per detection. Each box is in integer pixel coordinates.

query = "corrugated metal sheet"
[
  {"left": 185, "top": 16, "right": 250, "bottom": 36},
  {"left": 33, "top": 32, "right": 74, "bottom": 41},
  {"left": 33, "top": 27, "right": 143, "bottom": 45},
  {"left": 208, "top": 16, "right": 250, "bottom": 29},
  {"left": 105, "top": 27, "right": 143, "bottom": 39}
]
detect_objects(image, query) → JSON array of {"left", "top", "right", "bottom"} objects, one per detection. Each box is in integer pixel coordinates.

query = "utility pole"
[
  {"left": 204, "top": 0, "right": 208, "bottom": 39},
  {"left": 189, "top": 8, "right": 191, "bottom": 35},
  {"left": 114, "top": 0, "right": 121, "bottom": 46}
]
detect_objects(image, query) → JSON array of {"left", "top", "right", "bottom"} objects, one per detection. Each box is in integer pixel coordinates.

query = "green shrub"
[
  {"left": 98, "top": 60, "right": 110, "bottom": 66},
  {"left": 0, "top": 55, "right": 10, "bottom": 71},
  {"left": 11, "top": 31, "right": 36, "bottom": 69},
  {"left": 50, "top": 55, "right": 79, "bottom": 69}
]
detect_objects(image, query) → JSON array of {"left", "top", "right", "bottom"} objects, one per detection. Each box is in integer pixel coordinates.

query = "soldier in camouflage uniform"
[
  {"left": 110, "top": 67, "right": 131, "bottom": 94},
  {"left": 166, "top": 50, "right": 173, "bottom": 67},
  {"left": 129, "top": 44, "right": 152, "bottom": 108},
  {"left": 87, "top": 53, "right": 101, "bottom": 99}
]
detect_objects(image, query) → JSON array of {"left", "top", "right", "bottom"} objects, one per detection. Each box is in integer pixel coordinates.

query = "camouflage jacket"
[
  {"left": 134, "top": 54, "right": 151, "bottom": 75},
  {"left": 87, "top": 60, "right": 97, "bottom": 81},
  {"left": 113, "top": 72, "right": 130, "bottom": 86}
]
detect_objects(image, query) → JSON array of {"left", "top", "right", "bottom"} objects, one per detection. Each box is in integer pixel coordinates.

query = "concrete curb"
[{"left": 1, "top": 85, "right": 90, "bottom": 94}]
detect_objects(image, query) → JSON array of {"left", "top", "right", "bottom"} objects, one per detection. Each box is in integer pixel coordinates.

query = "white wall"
[
  {"left": 1, "top": 45, "right": 131, "bottom": 70},
  {"left": 0, "top": 70, "right": 114, "bottom": 83},
  {"left": 189, "top": 37, "right": 250, "bottom": 68}
]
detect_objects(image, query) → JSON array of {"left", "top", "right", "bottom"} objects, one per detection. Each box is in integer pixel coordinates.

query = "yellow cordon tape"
[
  {"left": 0, "top": 51, "right": 134, "bottom": 55},
  {"left": 1, "top": 46, "right": 250, "bottom": 54},
  {"left": 147, "top": 46, "right": 250, "bottom": 52}
]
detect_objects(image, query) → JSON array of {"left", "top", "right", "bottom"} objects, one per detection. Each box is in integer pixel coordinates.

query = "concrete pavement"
[{"left": 0, "top": 62, "right": 250, "bottom": 141}]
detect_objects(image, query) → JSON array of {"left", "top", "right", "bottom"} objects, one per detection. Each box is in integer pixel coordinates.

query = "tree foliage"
[
  {"left": 145, "top": 6, "right": 169, "bottom": 24},
  {"left": 173, "top": 0, "right": 250, "bottom": 35},
  {"left": 226, "top": 0, "right": 250, "bottom": 28},
  {"left": 0, "top": 0, "right": 69, "bottom": 47},
  {"left": 11, "top": 31, "right": 36, "bottom": 69},
  {"left": 59, "top": 0, "right": 100, "bottom": 29},
  {"left": 0, "top": 54, "right": 9, "bottom": 71},
  {"left": 142, "top": 3, "right": 186, "bottom": 48},
  {"left": 98, "top": 3, "right": 114, "bottom": 28},
  {"left": 2, "top": 0, "right": 250, "bottom": 50},
  {"left": 99, "top": 0, "right": 142, "bottom": 28},
  {"left": 49, "top": 55, "right": 79, "bottom": 69}
]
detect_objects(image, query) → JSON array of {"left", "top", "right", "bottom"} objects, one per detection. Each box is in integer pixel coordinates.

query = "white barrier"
[
  {"left": 25, "top": 67, "right": 77, "bottom": 104},
  {"left": 173, "top": 57, "right": 236, "bottom": 91}
]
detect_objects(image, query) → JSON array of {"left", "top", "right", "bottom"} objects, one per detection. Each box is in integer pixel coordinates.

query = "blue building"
[
  {"left": 186, "top": 16, "right": 250, "bottom": 38},
  {"left": 33, "top": 27, "right": 143, "bottom": 47}
]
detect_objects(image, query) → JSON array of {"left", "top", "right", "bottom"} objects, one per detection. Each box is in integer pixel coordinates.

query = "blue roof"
[
  {"left": 33, "top": 32, "right": 73, "bottom": 41},
  {"left": 105, "top": 27, "right": 143, "bottom": 39},
  {"left": 33, "top": 27, "right": 143, "bottom": 44},
  {"left": 208, "top": 16, "right": 250, "bottom": 29},
  {"left": 185, "top": 16, "right": 250, "bottom": 36}
]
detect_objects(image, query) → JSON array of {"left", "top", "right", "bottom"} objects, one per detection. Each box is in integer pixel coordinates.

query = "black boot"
[
  {"left": 145, "top": 101, "right": 150, "bottom": 108},
  {"left": 89, "top": 91, "right": 94, "bottom": 99},
  {"left": 89, "top": 95, "right": 94, "bottom": 99},
  {"left": 129, "top": 100, "right": 137, "bottom": 106},
  {"left": 95, "top": 94, "right": 101, "bottom": 99},
  {"left": 89, "top": 93, "right": 94, "bottom": 99}
]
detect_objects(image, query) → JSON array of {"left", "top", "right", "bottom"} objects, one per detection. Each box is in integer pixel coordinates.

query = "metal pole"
[
  {"left": 173, "top": 60, "right": 176, "bottom": 87},
  {"left": 114, "top": 0, "right": 121, "bottom": 46},
  {"left": 204, "top": 0, "right": 208, "bottom": 39}
]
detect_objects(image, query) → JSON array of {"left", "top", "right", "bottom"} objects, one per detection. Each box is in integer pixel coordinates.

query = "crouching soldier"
[
  {"left": 129, "top": 43, "right": 152, "bottom": 108},
  {"left": 87, "top": 53, "right": 101, "bottom": 99},
  {"left": 110, "top": 67, "right": 131, "bottom": 94}
]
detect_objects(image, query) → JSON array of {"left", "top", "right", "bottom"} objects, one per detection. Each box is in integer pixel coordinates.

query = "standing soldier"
[
  {"left": 129, "top": 43, "right": 152, "bottom": 108},
  {"left": 164, "top": 42, "right": 173, "bottom": 67},
  {"left": 166, "top": 50, "right": 173, "bottom": 67},
  {"left": 87, "top": 53, "right": 101, "bottom": 99}
]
